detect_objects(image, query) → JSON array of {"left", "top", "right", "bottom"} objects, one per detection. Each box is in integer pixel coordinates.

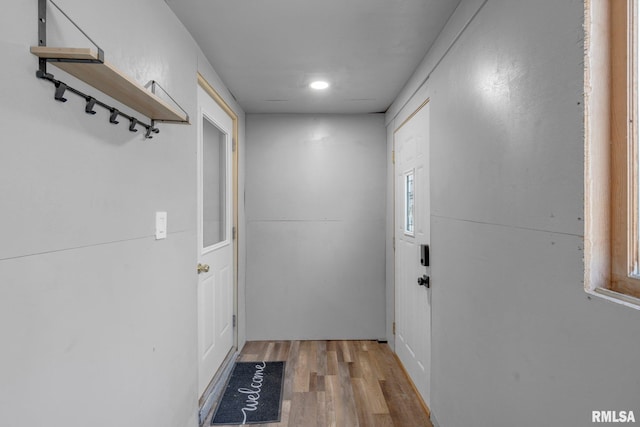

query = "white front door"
[
  {"left": 394, "top": 99, "right": 431, "bottom": 404},
  {"left": 197, "top": 85, "right": 235, "bottom": 397}
]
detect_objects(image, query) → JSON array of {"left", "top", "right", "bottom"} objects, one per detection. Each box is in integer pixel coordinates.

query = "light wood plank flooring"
[{"left": 207, "top": 340, "right": 433, "bottom": 427}]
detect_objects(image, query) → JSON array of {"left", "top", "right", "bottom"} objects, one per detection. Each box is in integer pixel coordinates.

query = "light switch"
[{"left": 155, "top": 211, "right": 167, "bottom": 240}]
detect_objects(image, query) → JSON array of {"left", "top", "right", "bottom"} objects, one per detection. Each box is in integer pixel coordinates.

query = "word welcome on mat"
[{"left": 212, "top": 361, "right": 285, "bottom": 425}]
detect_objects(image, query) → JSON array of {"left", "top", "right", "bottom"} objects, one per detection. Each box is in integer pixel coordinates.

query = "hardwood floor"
[{"left": 207, "top": 340, "right": 433, "bottom": 427}]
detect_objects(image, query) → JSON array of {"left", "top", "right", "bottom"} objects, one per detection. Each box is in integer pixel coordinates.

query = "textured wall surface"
[
  {"left": 0, "top": 1, "right": 244, "bottom": 426},
  {"left": 387, "top": 1, "right": 640, "bottom": 426},
  {"left": 245, "top": 114, "right": 386, "bottom": 340}
]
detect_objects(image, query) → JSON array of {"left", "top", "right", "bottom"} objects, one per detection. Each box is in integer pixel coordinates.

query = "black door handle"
[{"left": 417, "top": 274, "right": 430, "bottom": 288}]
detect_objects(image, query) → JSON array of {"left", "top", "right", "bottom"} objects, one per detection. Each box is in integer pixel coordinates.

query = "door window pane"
[
  {"left": 203, "top": 117, "right": 227, "bottom": 247},
  {"left": 405, "top": 171, "right": 415, "bottom": 235}
]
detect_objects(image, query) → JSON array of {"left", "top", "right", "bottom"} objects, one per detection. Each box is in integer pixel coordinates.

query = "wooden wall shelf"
[{"left": 31, "top": 46, "right": 189, "bottom": 123}]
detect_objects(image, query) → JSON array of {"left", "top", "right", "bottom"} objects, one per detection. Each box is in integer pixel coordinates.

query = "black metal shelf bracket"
[
  {"left": 38, "top": 0, "right": 104, "bottom": 75},
  {"left": 34, "top": 0, "right": 184, "bottom": 139},
  {"left": 146, "top": 80, "right": 190, "bottom": 125}
]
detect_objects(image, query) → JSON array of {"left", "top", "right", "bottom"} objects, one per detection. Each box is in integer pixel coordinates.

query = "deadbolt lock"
[{"left": 197, "top": 263, "right": 210, "bottom": 274}]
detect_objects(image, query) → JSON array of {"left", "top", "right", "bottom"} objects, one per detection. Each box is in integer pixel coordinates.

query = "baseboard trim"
[
  {"left": 430, "top": 410, "right": 441, "bottom": 427},
  {"left": 392, "top": 352, "right": 431, "bottom": 418}
]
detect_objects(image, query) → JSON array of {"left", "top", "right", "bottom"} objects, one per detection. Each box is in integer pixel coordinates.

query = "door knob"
[
  {"left": 197, "top": 263, "right": 210, "bottom": 274},
  {"left": 417, "top": 274, "right": 430, "bottom": 288}
]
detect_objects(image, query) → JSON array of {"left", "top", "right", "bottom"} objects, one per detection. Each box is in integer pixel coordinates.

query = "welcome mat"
[{"left": 211, "top": 361, "right": 285, "bottom": 425}]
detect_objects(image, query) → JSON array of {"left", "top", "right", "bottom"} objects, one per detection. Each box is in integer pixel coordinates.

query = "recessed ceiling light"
[{"left": 310, "top": 81, "right": 330, "bottom": 90}]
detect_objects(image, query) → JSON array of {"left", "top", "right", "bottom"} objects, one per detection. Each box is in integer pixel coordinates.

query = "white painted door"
[
  {"left": 197, "top": 85, "right": 234, "bottom": 397},
  {"left": 394, "top": 100, "right": 431, "bottom": 405}
]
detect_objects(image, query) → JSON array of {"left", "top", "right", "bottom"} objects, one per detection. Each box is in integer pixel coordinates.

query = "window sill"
[{"left": 588, "top": 287, "right": 640, "bottom": 311}]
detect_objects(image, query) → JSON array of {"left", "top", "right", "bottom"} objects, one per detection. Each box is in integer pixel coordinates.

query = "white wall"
[
  {"left": 0, "top": 1, "right": 244, "bottom": 426},
  {"left": 386, "top": 1, "right": 640, "bottom": 426},
  {"left": 245, "top": 114, "right": 386, "bottom": 340}
]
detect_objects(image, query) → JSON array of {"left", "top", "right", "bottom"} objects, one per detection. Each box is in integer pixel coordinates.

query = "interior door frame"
[
  {"left": 392, "top": 96, "right": 431, "bottom": 415},
  {"left": 197, "top": 72, "right": 239, "bottom": 366}
]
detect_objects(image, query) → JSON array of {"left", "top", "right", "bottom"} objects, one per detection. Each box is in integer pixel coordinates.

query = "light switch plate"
[{"left": 155, "top": 211, "right": 167, "bottom": 240}]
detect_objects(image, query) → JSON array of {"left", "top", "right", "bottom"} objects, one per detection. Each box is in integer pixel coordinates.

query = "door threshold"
[{"left": 199, "top": 348, "right": 238, "bottom": 426}]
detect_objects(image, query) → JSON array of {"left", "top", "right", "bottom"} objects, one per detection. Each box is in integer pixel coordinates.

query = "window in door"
[
  {"left": 202, "top": 116, "right": 227, "bottom": 249},
  {"left": 405, "top": 170, "right": 415, "bottom": 236}
]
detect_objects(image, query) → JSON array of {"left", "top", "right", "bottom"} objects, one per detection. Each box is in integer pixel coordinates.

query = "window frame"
[
  {"left": 610, "top": 0, "right": 640, "bottom": 298},
  {"left": 585, "top": 0, "right": 640, "bottom": 306}
]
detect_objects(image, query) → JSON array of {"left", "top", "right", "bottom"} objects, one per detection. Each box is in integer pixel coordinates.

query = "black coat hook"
[
  {"left": 128, "top": 117, "right": 138, "bottom": 132},
  {"left": 54, "top": 82, "right": 67, "bottom": 102},
  {"left": 109, "top": 109, "right": 120, "bottom": 124},
  {"left": 85, "top": 97, "right": 97, "bottom": 115},
  {"left": 37, "top": 71, "right": 160, "bottom": 139},
  {"left": 144, "top": 126, "right": 160, "bottom": 139}
]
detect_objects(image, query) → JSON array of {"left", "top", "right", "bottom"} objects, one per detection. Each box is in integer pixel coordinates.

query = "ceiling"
[{"left": 166, "top": 0, "right": 461, "bottom": 114}]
